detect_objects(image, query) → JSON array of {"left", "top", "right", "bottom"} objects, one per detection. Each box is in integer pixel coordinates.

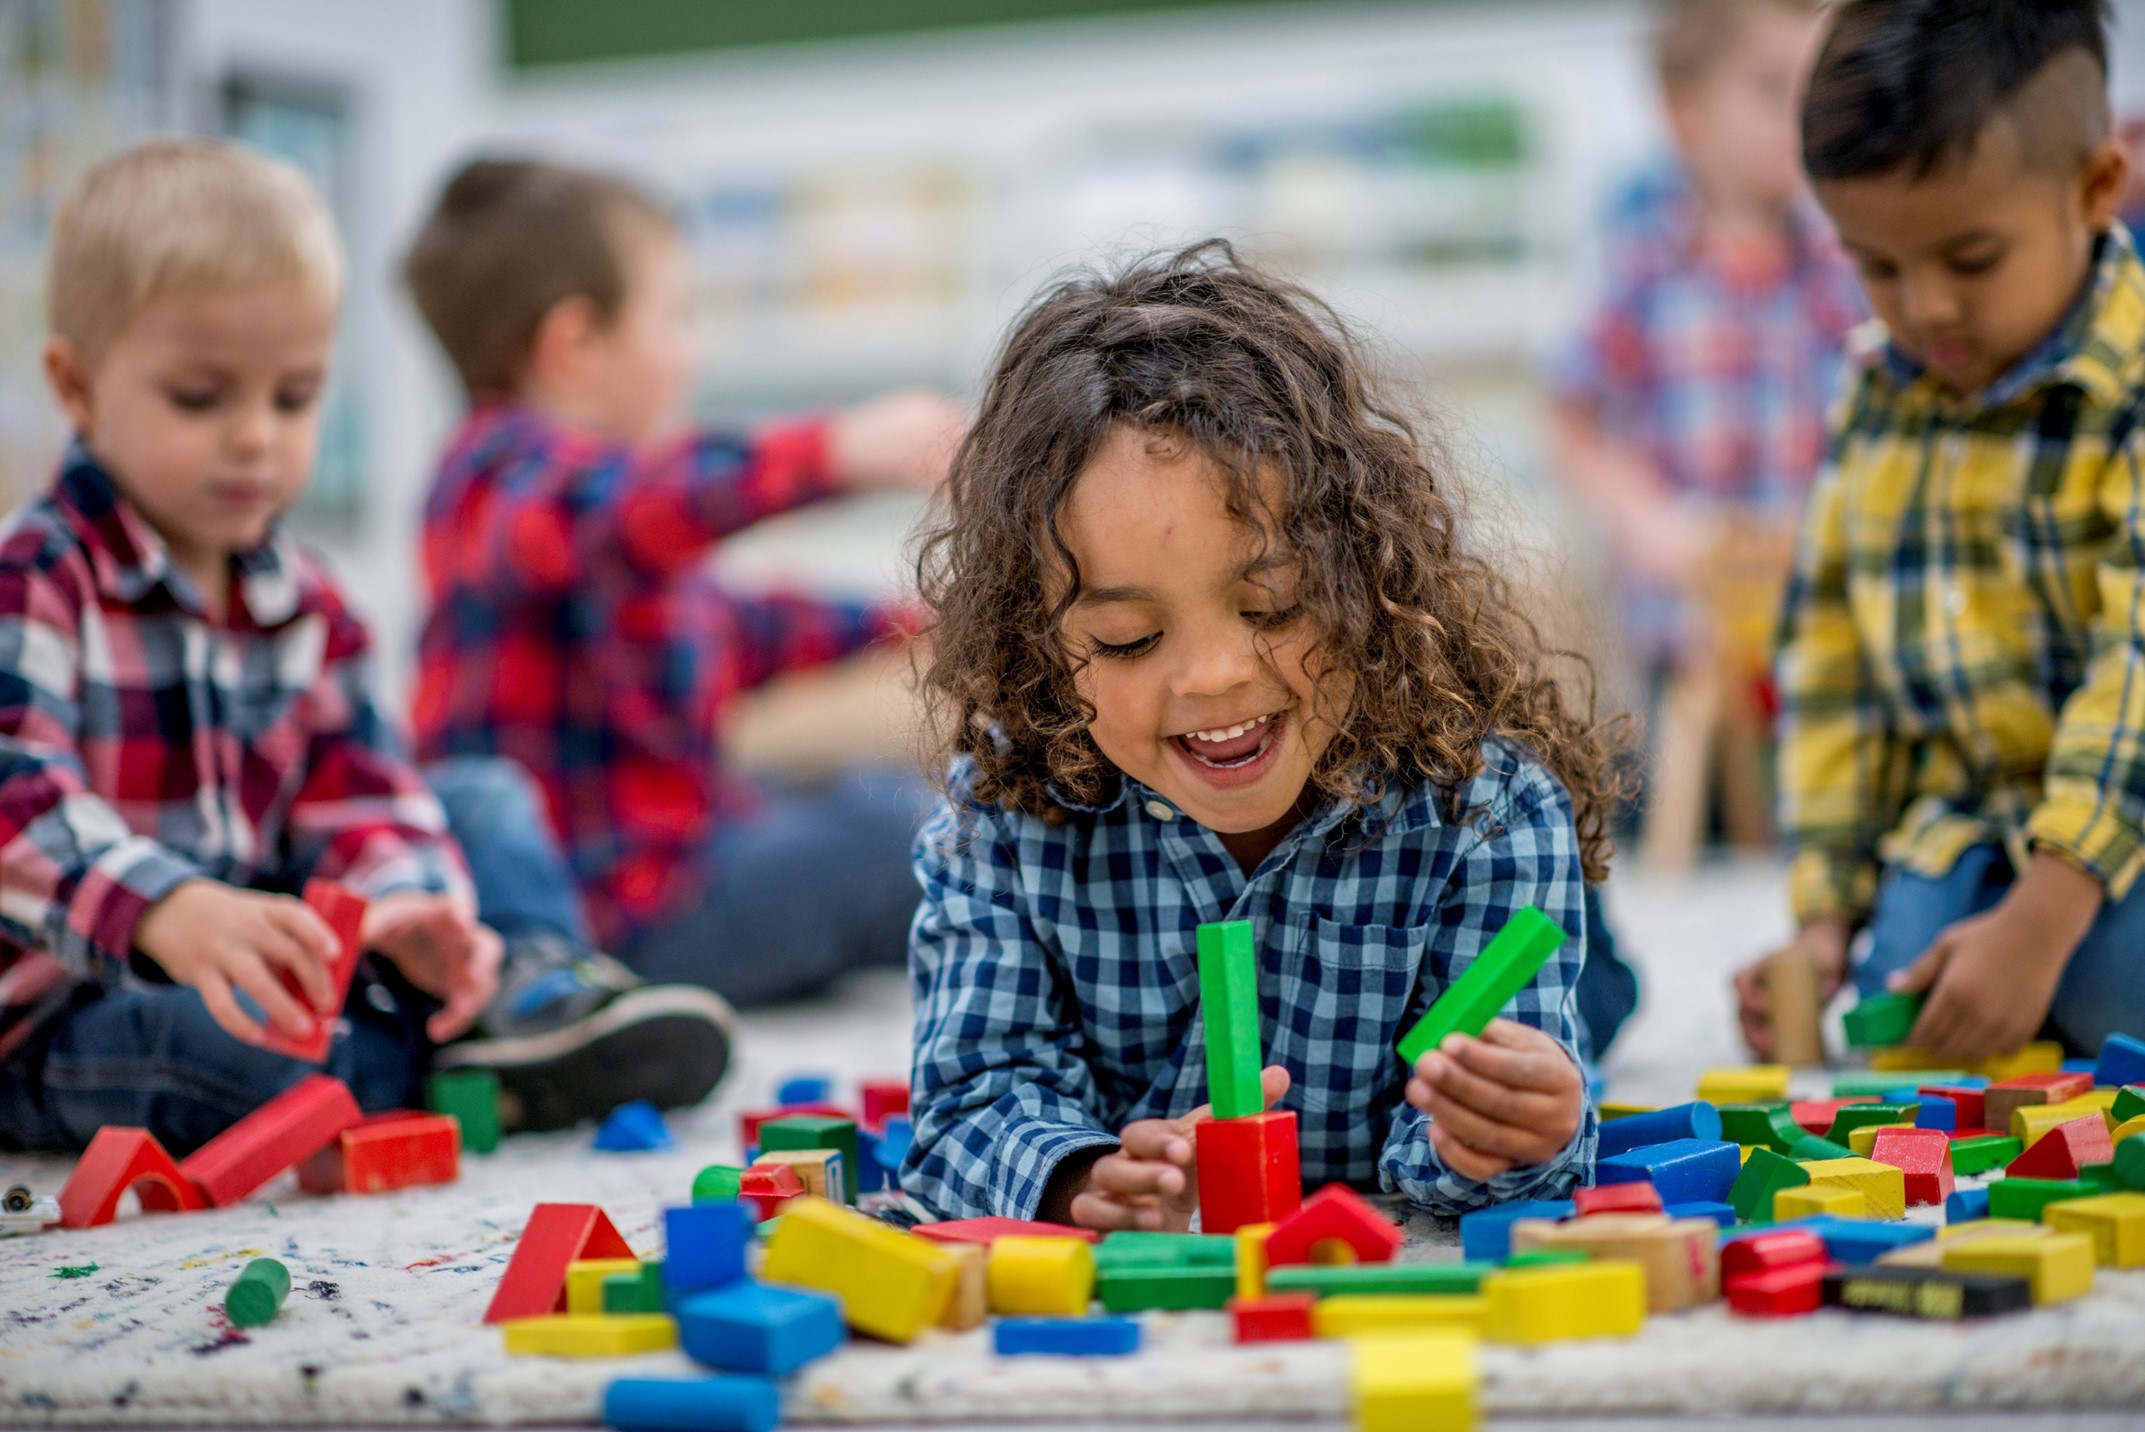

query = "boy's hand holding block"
[{"left": 261, "top": 881, "right": 366, "bottom": 1062}]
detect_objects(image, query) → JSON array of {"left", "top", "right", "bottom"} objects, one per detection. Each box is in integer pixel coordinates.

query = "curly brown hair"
[{"left": 915, "top": 241, "right": 1621, "bottom": 881}]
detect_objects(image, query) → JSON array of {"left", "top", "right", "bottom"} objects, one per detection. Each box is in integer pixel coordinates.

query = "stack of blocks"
[{"left": 1190, "top": 921, "right": 1303, "bottom": 1234}]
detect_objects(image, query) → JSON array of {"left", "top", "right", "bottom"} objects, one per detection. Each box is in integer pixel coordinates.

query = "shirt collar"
[
  {"left": 1642, "top": 158, "right": 1837, "bottom": 278},
  {"left": 55, "top": 443, "right": 304, "bottom": 627}
]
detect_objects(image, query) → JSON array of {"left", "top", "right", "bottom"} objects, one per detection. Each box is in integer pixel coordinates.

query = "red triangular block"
[
  {"left": 483, "top": 1203, "right": 634, "bottom": 1323},
  {"left": 181, "top": 1074, "right": 362, "bottom": 1206},
  {"left": 259, "top": 881, "right": 368, "bottom": 1063},
  {"left": 57, "top": 1127, "right": 208, "bottom": 1228},
  {"left": 1574, "top": 1180, "right": 1664, "bottom": 1217},
  {"left": 2005, "top": 1115, "right": 2115, "bottom": 1180},
  {"left": 1264, "top": 1183, "right": 1403, "bottom": 1267}
]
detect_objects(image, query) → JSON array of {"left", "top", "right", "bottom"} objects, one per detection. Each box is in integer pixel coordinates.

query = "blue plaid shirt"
[{"left": 901, "top": 739, "right": 1599, "bottom": 1222}]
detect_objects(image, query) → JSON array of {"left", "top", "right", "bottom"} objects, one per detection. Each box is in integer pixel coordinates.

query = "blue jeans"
[
  {"left": 622, "top": 765, "right": 934, "bottom": 1008},
  {"left": 0, "top": 757, "right": 588, "bottom": 1154},
  {"left": 1856, "top": 843, "right": 2145, "bottom": 1054}
]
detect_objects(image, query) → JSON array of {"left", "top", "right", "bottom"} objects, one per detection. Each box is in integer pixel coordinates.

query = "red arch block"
[
  {"left": 483, "top": 1203, "right": 634, "bottom": 1323},
  {"left": 1264, "top": 1184, "right": 1403, "bottom": 1268},
  {"left": 57, "top": 1128, "right": 207, "bottom": 1228}
]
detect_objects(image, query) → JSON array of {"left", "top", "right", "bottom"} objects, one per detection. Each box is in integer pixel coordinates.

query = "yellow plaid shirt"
[{"left": 1777, "top": 225, "right": 2145, "bottom": 926}]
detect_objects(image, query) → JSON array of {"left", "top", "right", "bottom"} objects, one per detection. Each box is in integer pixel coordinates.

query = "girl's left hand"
[
  {"left": 1406, "top": 1019, "right": 1584, "bottom": 1182},
  {"left": 360, "top": 891, "right": 503, "bottom": 1043}
]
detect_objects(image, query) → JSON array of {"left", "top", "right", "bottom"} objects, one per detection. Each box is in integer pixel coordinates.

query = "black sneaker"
[{"left": 434, "top": 938, "right": 735, "bottom": 1133}]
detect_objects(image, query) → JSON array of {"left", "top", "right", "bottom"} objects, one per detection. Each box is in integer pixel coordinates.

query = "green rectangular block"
[
  {"left": 1504, "top": 1246, "right": 1591, "bottom": 1268},
  {"left": 1096, "top": 1264, "right": 1237, "bottom": 1311},
  {"left": 2081, "top": 1161, "right": 2123, "bottom": 1193},
  {"left": 1729, "top": 1145, "right": 1811, "bottom": 1223},
  {"left": 2117, "top": 1135, "right": 2145, "bottom": 1189},
  {"left": 426, "top": 1069, "right": 502, "bottom": 1155},
  {"left": 1790, "top": 1135, "right": 1857, "bottom": 1163},
  {"left": 1718, "top": 1104, "right": 1805, "bottom": 1152},
  {"left": 693, "top": 1164, "right": 745, "bottom": 1203},
  {"left": 1826, "top": 1104, "right": 1917, "bottom": 1142},
  {"left": 2113, "top": 1085, "right": 2145, "bottom": 1124},
  {"left": 1094, "top": 1231, "right": 1237, "bottom": 1268},
  {"left": 602, "top": 1263, "right": 665, "bottom": 1314},
  {"left": 1841, "top": 992, "right": 1924, "bottom": 1049},
  {"left": 1831, "top": 1070, "right": 1965, "bottom": 1098},
  {"left": 1265, "top": 1261, "right": 1490, "bottom": 1296},
  {"left": 1948, "top": 1135, "right": 2023, "bottom": 1178},
  {"left": 1986, "top": 1177, "right": 2100, "bottom": 1221},
  {"left": 1198, "top": 921, "right": 1264, "bottom": 1119},
  {"left": 1396, "top": 907, "right": 1567, "bottom": 1065},
  {"left": 759, "top": 1115, "right": 860, "bottom": 1203}
]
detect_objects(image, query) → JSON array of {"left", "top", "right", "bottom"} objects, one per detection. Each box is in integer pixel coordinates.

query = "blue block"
[
  {"left": 1820, "top": 1221, "right": 1934, "bottom": 1266},
  {"left": 995, "top": 1317, "right": 1142, "bottom": 1356},
  {"left": 604, "top": 1376, "right": 782, "bottom": 1432},
  {"left": 1458, "top": 1199, "right": 1572, "bottom": 1262},
  {"left": 854, "top": 1129, "right": 888, "bottom": 1193},
  {"left": 1597, "top": 1103, "right": 1723, "bottom": 1159},
  {"left": 874, "top": 1115, "right": 913, "bottom": 1170},
  {"left": 1720, "top": 1215, "right": 1845, "bottom": 1246},
  {"left": 2096, "top": 1033, "right": 2145, "bottom": 1089},
  {"left": 1945, "top": 1186, "right": 1991, "bottom": 1223},
  {"left": 1595, "top": 1138, "right": 1742, "bottom": 1205},
  {"left": 2062, "top": 1057, "right": 2100, "bottom": 1075},
  {"left": 678, "top": 1281, "right": 844, "bottom": 1376},
  {"left": 775, "top": 1075, "right": 833, "bottom": 1105},
  {"left": 666, "top": 1203, "right": 750, "bottom": 1296},
  {"left": 1663, "top": 1201, "right": 1736, "bottom": 1230},
  {"left": 1946, "top": 1074, "right": 1990, "bottom": 1088},
  {"left": 1912, "top": 1096, "right": 1957, "bottom": 1133},
  {"left": 594, "top": 1100, "right": 675, "bottom": 1152}
]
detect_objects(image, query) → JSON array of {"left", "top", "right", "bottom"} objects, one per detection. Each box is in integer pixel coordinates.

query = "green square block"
[
  {"left": 1948, "top": 1135, "right": 2023, "bottom": 1178},
  {"left": 1096, "top": 1264, "right": 1237, "bottom": 1311},
  {"left": 2115, "top": 1135, "right": 2145, "bottom": 1190},
  {"left": 1718, "top": 1104, "right": 1804, "bottom": 1152},
  {"left": 2114, "top": 1085, "right": 2145, "bottom": 1124},
  {"left": 693, "top": 1164, "right": 744, "bottom": 1203},
  {"left": 1729, "top": 1145, "right": 1811, "bottom": 1223},
  {"left": 1986, "top": 1177, "right": 2100, "bottom": 1221},
  {"left": 602, "top": 1263, "right": 665, "bottom": 1314},
  {"left": 1830, "top": 1070, "right": 1965, "bottom": 1098},
  {"left": 426, "top": 1069, "right": 502, "bottom": 1155},
  {"left": 759, "top": 1115, "right": 860, "bottom": 1203},
  {"left": 1094, "top": 1231, "right": 1237, "bottom": 1269},
  {"left": 1504, "top": 1246, "right": 1591, "bottom": 1268},
  {"left": 1841, "top": 991, "right": 1925, "bottom": 1049},
  {"left": 1197, "top": 920, "right": 1264, "bottom": 1120},
  {"left": 1397, "top": 906, "right": 1567, "bottom": 1065},
  {"left": 2080, "top": 1162, "right": 2123, "bottom": 1193},
  {"left": 1826, "top": 1104, "right": 1917, "bottom": 1143},
  {"left": 1265, "top": 1261, "right": 1489, "bottom": 1296},
  {"left": 1789, "top": 1135, "right": 1857, "bottom": 1163}
]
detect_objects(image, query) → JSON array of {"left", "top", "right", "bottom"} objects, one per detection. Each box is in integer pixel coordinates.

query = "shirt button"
[{"left": 1143, "top": 800, "right": 1176, "bottom": 822}]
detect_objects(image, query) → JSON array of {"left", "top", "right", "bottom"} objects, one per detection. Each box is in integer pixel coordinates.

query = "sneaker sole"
[{"left": 434, "top": 986, "right": 736, "bottom": 1133}]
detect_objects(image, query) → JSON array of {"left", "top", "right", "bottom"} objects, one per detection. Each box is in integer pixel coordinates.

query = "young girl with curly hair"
[{"left": 904, "top": 243, "right": 1618, "bottom": 1228}]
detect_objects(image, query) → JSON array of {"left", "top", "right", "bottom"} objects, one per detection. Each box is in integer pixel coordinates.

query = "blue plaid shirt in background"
[{"left": 901, "top": 739, "right": 1598, "bottom": 1221}]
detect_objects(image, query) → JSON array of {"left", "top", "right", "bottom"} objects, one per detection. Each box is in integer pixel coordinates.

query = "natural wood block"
[
  {"left": 1508, "top": 1214, "right": 1717, "bottom": 1313},
  {"left": 939, "top": 1243, "right": 988, "bottom": 1331}
]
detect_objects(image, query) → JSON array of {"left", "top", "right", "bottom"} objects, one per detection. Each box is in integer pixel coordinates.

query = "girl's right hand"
[
  {"left": 1066, "top": 1065, "right": 1292, "bottom": 1232},
  {"left": 1734, "top": 918, "right": 1851, "bottom": 1058},
  {"left": 133, "top": 881, "right": 340, "bottom": 1047}
]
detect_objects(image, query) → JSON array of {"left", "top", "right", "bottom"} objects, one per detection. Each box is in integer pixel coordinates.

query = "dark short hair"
[
  {"left": 403, "top": 158, "right": 674, "bottom": 397},
  {"left": 1803, "top": 0, "right": 2111, "bottom": 181}
]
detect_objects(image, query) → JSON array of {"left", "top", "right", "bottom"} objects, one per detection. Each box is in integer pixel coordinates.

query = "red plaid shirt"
[
  {"left": 411, "top": 403, "right": 907, "bottom": 949},
  {"left": 0, "top": 451, "right": 465, "bottom": 1058}
]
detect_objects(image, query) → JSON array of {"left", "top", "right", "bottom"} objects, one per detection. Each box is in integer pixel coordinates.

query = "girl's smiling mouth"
[{"left": 1169, "top": 709, "right": 1286, "bottom": 787}]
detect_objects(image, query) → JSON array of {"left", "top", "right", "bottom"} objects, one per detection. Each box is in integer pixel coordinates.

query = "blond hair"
[
  {"left": 1655, "top": 0, "right": 1819, "bottom": 92},
  {"left": 46, "top": 137, "right": 344, "bottom": 363}
]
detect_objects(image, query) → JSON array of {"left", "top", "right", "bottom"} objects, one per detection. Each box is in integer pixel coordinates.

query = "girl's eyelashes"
[
  {"left": 165, "top": 386, "right": 223, "bottom": 413},
  {"left": 1090, "top": 632, "right": 1159, "bottom": 659},
  {"left": 1246, "top": 604, "right": 1301, "bottom": 630}
]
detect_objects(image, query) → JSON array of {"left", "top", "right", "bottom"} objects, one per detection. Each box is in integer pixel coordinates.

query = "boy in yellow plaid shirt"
[{"left": 1738, "top": 0, "right": 2144, "bottom": 1063}]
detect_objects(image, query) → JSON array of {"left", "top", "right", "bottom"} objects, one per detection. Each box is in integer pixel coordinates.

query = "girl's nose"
[{"left": 1172, "top": 629, "right": 1260, "bottom": 698}]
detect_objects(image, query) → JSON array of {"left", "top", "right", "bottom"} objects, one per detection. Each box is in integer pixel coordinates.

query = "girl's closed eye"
[
  {"left": 164, "top": 384, "right": 224, "bottom": 413},
  {"left": 1246, "top": 604, "right": 1300, "bottom": 630},
  {"left": 1090, "top": 630, "right": 1159, "bottom": 659}
]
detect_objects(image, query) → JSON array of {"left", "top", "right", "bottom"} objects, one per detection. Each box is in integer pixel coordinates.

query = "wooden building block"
[
  {"left": 1774, "top": 1185, "right": 1865, "bottom": 1220},
  {"left": 1483, "top": 1261, "right": 1647, "bottom": 1344},
  {"left": 1195, "top": 1109, "right": 1302, "bottom": 1234},
  {"left": 1938, "top": 1218, "right": 2046, "bottom": 1242},
  {"left": 501, "top": 1312, "right": 676, "bottom": 1357},
  {"left": 258, "top": 881, "right": 366, "bottom": 1063},
  {"left": 1798, "top": 1157, "right": 1907, "bottom": 1220},
  {"left": 1716, "top": 1104, "right": 1805, "bottom": 1153},
  {"left": 664, "top": 1201, "right": 750, "bottom": 1298},
  {"left": 1574, "top": 1181, "right": 1663, "bottom": 1217},
  {"left": 1827, "top": 1104, "right": 1917, "bottom": 1144},
  {"left": 1842, "top": 991, "right": 1923, "bottom": 1049},
  {"left": 1508, "top": 1214, "right": 1717, "bottom": 1313},
  {"left": 750, "top": 1149, "right": 844, "bottom": 1204},
  {"left": 995, "top": 1315, "right": 1141, "bottom": 1356},
  {"left": 1315, "top": 1294, "right": 1486, "bottom": 1338},
  {"left": 1868, "top": 1127, "right": 1954, "bottom": 1206},
  {"left": 1950, "top": 1134, "right": 2024, "bottom": 1177},
  {"left": 759, "top": 1116, "right": 861, "bottom": 1204},
  {"left": 737, "top": 1163, "right": 805, "bottom": 1222},
  {"left": 1697, "top": 1066, "right": 1791, "bottom": 1104},
  {"left": 1728, "top": 1147, "right": 1808, "bottom": 1223},
  {"left": 565, "top": 1258, "right": 641, "bottom": 1316},
  {"left": 1230, "top": 1292, "right": 1316, "bottom": 1343},
  {"left": 1396, "top": 906, "right": 1566, "bottom": 1064},
  {"left": 297, "top": 1111, "right": 460, "bottom": 1196},
  {"left": 603, "top": 1378, "right": 780, "bottom": 1431},
  {"left": 1763, "top": 944, "right": 1826, "bottom": 1065},
  {"left": 859, "top": 1080, "right": 909, "bottom": 1132},
  {"left": 1720, "top": 1228, "right": 1825, "bottom": 1282},
  {"left": 1919, "top": 1085, "right": 1986, "bottom": 1131},
  {"left": 484, "top": 1204, "right": 634, "bottom": 1323},
  {"left": 1792, "top": 1097, "right": 1873, "bottom": 1135},
  {"left": 1197, "top": 919, "right": 1265, "bottom": 1120},
  {"left": 1352, "top": 1330, "right": 1479, "bottom": 1432},
  {"left": 2112, "top": 1115, "right": 2145, "bottom": 1148},
  {"left": 1940, "top": 1231, "right": 2095, "bottom": 1305},
  {"left": 2013, "top": 1101, "right": 2110, "bottom": 1148},
  {"left": 1236, "top": 1222, "right": 1274, "bottom": 1302},
  {"left": 1457, "top": 1199, "right": 1574, "bottom": 1262},
  {"left": 1971, "top": 1042, "right": 2064, "bottom": 1081},
  {"left": 1095, "top": 1263, "right": 1238, "bottom": 1311},
  {"left": 425, "top": 1069, "right": 502, "bottom": 1155},
  {"left": 939, "top": 1243, "right": 988, "bottom": 1331},
  {"left": 2119, "top": 1131, "right": 2145, "bottom": 1190},
  {"left": 1597, "top": 1103, "right": 1722, "bottom": 1158},
  {"left": 1789, "top": 1134, "right": 1859, "bottom": 1163},
  {"left": 1094, "top": 1230, "right": 1238, "bottom": 1267},
  {"left": 1847, "top": 1122, "right": 1916, "bottom": 1157},
  {"left": 224, "top": 1256, "right": 291, "bottom": 1327},
  {"left": 56, "top": 1127, "right": 206, "bottom": 1229},
  {"left": 602, "top": 1265, "right": 665, "bottom": 1315},
  {"left": 911, "top": 1218, "right": 1103, "bottom": 1248},
  {"left": 180, "top": 1075, "right": 361, "bottom": 1207},
  {"left": 2041, "top": 1192, "right": 2145, "bottom": 1268},
  {"left": 2007, "top": 1117, "right": 2114, "bottom": 1180},
  {"left": 1599, "top": 1102, "right": 1657, "bottom": 1121},
  {"left": 1989, "top": 1177, "right": 2103, "bottom": 1221},
  {"left": 1596, "top": 1138, "right": 1741, "bottom": 1206},
  {"left": 2114, "top": 1085, "right": 2145, "bottom": 1124},
  {"left": 760, "top": 1197, "right": 958, "bottom": 1342},
  {"left": 591, "top": 1101, "right": 673, "bottom": 1153},
  {"left": 985, "top": 1234, "right": 1096, "bottom": 1316},
  {"left": 1724, "top": 1261, "right": 1825, "bottom": 1317},
  {"left": 674, "top": 1280, "right": 844, "bottom": 1375},
  {"left": 1820, "top": 1220, "right": 1934, "bottom": 1265},
  {"left": 1266, "top": 1184, "right": 1403, "bottom": 1268},
  {"left": 737, "top": 1103, "right": 851, "bottom": 1149},
  {"left": 1984, "top": 1073, "right": 2093, "bottom": 1138},
  {"left": 1267, "top": 1262, "right": 1488, "bottom": 1297},
  {"left": 1822, "top": 1265, "right": 2033, "bottom": 1319}
]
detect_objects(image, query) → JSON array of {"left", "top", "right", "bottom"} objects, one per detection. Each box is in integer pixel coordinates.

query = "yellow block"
[
  {"left": 2014, "top": 1102, "right": 2110, "bottom": 1147},
  {"left": 1315, "top": 1294, "right": 1486, "bottom": 1338},
  {"left": 1867, "top": 1047, "right": 1942, "bottom": 1072},
  {"left": 940, "top": 1243, "right": 987, "bottom": 1331},
  {"left": 501, "top": 1313, "right": 676, "bottom": 1357},
  {"left": 1881, "top": 1220, "right": 2044, "bottom": 1268},
  {"left": 1775, "top": 1185, "right": 1865, "bottom": 1220},
  {"left": 985, "top": 1235, "right": 1095, "bottom": 1317},
  {"left": 1798, "top": 1157, "right": 1907, "bottom": 1220},
  {"left": 1847, "top": 1122, "right": 1915, "bottom": 1157},
  {"left": 1599, "top": 1103, "right": 1656, "bottom": 1122},
  {"left": 1236, "top": 1222, "right": 1274, "bottom": 1303},
  {"left": 2113, "top": 1115, "right": 2145, "bottom": 1146},
  {"left": 1352, "top": 1331, "right": 1478, "bottom": 1432},
  {"left": 761, "top": 1197, "right": 958, "bottom": 1343},
  {"left": 2042, "top": 1193, "right": 2145, "bottom": 1269},
  {"left": 1936, "top": 1218, "right": 2047, "bottom": 1242},
  {"left": 1739, "top": 1145, "right": 1755, "bottom": 1165},
  {"left": 1483, "top": 1261, "right": 1647, "bottom": 1345},
  {"left": 1697, "top": 1066, "right": 1791, "bottom": 1104},
  {"left": 563, "top": 1258, "right": 640, "bottom": 1317},
  {"left": 1971, "top": 1041, "right": 2064, "bottom": 1081},
  {"left": 1940, "top": 1232, "right": 2095, "bottom": 1305}
]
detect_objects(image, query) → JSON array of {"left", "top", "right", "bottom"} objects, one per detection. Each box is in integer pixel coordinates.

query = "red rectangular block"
[
  {"left": 298, "top": 1111, "right": 460, "bottom": 1195},
  {"left": 912, "top": 1217, "right": 1103, "bottom": 1247},
  {"left": 1919, "top": 1085, "right": 1985, "bottom": 1132},
  {"left": 483, "top": 1203, "right": 633, "bottom": 1323},
  {"left": 1231, "top": 1292, "right": 1317, "bottom": 1343},
  {"left": 859, "top": 1080, "right": 910, "bottom": 1132},
  {"left": 1869, "top": 1126, "right": 1954, "bottom": 1206},
  {"left": 180, "top": 1074, "right": 362, "bottom": 1206},
  {"left": 1727, "top": 1261, "right": 1827, "bottom": 1317},
  {"left": 1574, "top": 1181, "right": 1663, "bottom": 1217},
  {"left": 1948, "top": 1127, "right": 1996, "bottom": 1142},
  {"left": 1983, "top": 1072, "right": 2095, "bottom": 1137},
  {"left": 1791, "top": 1097, "right": 1875, "bottom": 1136},
  {"left": 2005, "top": 1115, "right": 2114, "bottom": 1180},
  {"left": 260, "top": 881, "right": 367, "bottom": 1063},
  {"left": 57, "top": 1127, "right": 207, "bottom": 1229},
  {"left": 1721, "top": 1229, "right": 1827, "bottom": 1283},
  {"left": 1196, "top": 1109, "right": 1303, "bottom": 1235}
]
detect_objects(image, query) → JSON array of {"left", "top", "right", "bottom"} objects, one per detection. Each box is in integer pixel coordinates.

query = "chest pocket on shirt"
[{"left": 1277, "top": 914, "right": 1430, "bottom": 1115}]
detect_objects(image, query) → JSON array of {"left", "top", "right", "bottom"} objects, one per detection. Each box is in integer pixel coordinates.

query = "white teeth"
[{"left": 1186, "top": 713, "right": 1273, "bottom": 743}]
